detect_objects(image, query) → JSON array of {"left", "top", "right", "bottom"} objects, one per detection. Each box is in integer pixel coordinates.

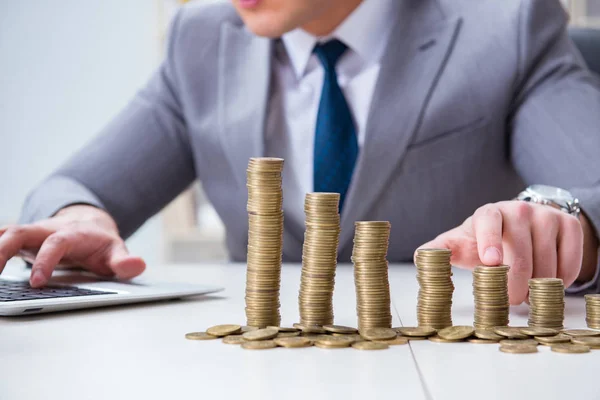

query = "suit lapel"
[
  {"left": 339, "top": 2, "right": 464, "bottom": 250},
  {"left": 218, "top": 22, "right": 272, "bottom": 188}
]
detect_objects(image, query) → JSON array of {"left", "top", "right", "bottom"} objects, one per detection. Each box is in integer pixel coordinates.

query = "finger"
[
  {"left": 472, "top": 204, "right": 504, "bottom": 265},
  {"left": 107, "top": 241, "right": 146, "bottom": 280},
  {"left": 30, "top": 232, "right": 76, "bottom": 287},
  {"left": 557, "top": 215, "right": 584, "bottom": 288},
  {"left": 503, "top": 203, "right": 534, "bottom": 305},
  {"left": 417, "top": 226, "right": 481, "bottom": 269},
  {"left": 0, "top": 225, "right": 51, "bottom": 273},
  {"left": 530, "top": 209, "right": 559, "bottom": 280}
]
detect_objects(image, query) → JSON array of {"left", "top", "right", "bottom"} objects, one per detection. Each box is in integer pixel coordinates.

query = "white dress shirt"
[{"left": 265, "top": 0, "right": 397, "bottom": 225}]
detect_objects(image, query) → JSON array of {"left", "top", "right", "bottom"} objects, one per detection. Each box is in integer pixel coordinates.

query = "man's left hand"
[{"left": 417, "top": 201, "right": 598, "bottom": 305}]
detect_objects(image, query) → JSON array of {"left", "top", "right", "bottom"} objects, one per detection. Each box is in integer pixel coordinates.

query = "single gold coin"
[
  {"left": 551, "top": 343, "right": 591, "bottom": 354},
  {"left": 241, "top": 340, "right": 278, "bottom": 350},
  {"left": 499, "top": 339, "right": 538, "bottom": 347},
  {"left": 519, "top": 327, "right": 558, "bottom": 337},
  {"left": 499, "top": 345, "right": 538, "bottom": 354},
  {"left": 562, "top": 329, "right": 600, "bottom": 337},
  {"left": 474, "top": 329, "right": 505, "bottom": 341},
  {"left": 274, "top": 337, "right": 312, "bottom": 348},
  {"left": 293, "top": 323, "right": 327, "bottom": 334},
  {"left": 352, "top": 341, "right": 389, "bottom": 350},
  {"left": 570, "top": 336, "right": 600, "bottom": 349},
  {"left": 360, "top": 328, "right": 398, "bottom": 341},
  {"left": 396, "top": 327, "right": 437, "bottom": 337},
  {"left": 277, "top": 331, "right": 301, "bottom": 338},
  {"left": 206, "top": 324, "right": 242, "bottom": 337},
  {"left": 222, "top": 335, "right": 246, "bottom": 345},
  {"left": 323, "top": 325, "right": 358, "bottom": 334},
  {"left": 375, "top": 336, "right": 409, "bottom": 345},
  {"left": 429, "top": 335, "right": 464, "bottom": 343},
  {"left": 185, "top": 332, "right": 218, "bottom": 341},
  {"left": 406, "top": 336, "right": 428, "bottom": 341},
  {"left": 437, "top": 326, "right": 475, "bottom": 340},
  {"left": 468, "top": 338, "right": 498, "bottom": 344},
  {"left": 535, "top": 334, "right": 572, "bottom": 345},
  {"left": 315, "top": 336, "right": 355, "bottom": 347},
  {"left": 315, "top": 342, "right": 348, "bottom": 349},
  {"left": 241, "top": 326, "right": 260, "bottom": 333},
  {"left": 493, "top": 327, "right": 529, "bottom": 339},
  {"left": 242, "top": 327, "right": 279, "bottom": 341},
  {"left": 268, "top": 326, "right": 300, "bottom": 333}
]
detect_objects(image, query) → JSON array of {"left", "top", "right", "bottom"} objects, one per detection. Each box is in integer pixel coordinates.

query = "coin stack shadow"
[
  {"left": 352, "top": 221, "right": 392, "bottom": 331},
  {"left": 473, "top": 265, "right": 510, "bottom": 329},
  {"left": 528, "top": 278, "right": 564, "bottom": 330},
  {"left": 298, "top": 193, "right": 341, "bottom": 326},
  {"left": 415, "top": 249, "right": 454, "bottom": 329},
  {"left": 245, "top": 158, "right": 284, "bottom": 328},
  {"left": 585, "top": 294, "right": 600, "bottom": 329}
]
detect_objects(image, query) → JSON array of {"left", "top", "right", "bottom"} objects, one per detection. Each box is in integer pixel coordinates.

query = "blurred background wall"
[{"left": 0, "top": 0, "right": 598, "bottom": 266}]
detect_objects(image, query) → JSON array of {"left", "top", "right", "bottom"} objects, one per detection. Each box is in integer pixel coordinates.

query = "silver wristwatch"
[{"left": 517, "top": 185, "right": 581, "bottom": 218}]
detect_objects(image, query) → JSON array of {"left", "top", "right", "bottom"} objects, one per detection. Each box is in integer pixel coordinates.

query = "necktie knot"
[{"left": 313, "top": 39, "right": 348, "bottom": 71}]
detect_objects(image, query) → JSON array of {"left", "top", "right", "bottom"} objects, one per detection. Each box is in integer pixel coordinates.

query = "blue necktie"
[{"left": 313, "top": 39, "right": 358, "bottom": 212}]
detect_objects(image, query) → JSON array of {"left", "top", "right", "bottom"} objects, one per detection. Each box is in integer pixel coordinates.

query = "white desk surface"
[{"left": 1, "top": 261, "right": 598, "bottom": 400}]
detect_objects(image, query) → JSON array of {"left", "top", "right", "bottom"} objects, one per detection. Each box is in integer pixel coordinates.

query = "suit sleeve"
[
  {"left": 19, "top": 10, "right": 195, "bottom": 239},
  {"left": 509, "top": 0, "right": 600, "bottom": 294}
]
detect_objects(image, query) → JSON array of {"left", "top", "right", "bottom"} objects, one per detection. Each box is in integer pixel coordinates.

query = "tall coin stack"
[
  {"left": 298, "top": 193, "right": 341, "bottom": 326},
  {"left": 585, "top": 294, "right": 600, "bottom": 329},
  {"left": 245, "top": 157, "right": 284, "bottom": 328},
  {"left": 415, "top": 249, "right": 454, "bottom": 329},
  {"left": 528, "top": 278, "right": 564, "bottom": 329},
  {"left": 472, "top": 265, "right": 510, "bottom": 328},
  {"left": 352, "top": 221, "right": 393, "bottom": 331}
]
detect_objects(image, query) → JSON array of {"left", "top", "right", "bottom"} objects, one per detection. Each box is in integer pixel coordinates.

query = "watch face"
[{"left": 530, "top": 185, "right": 573, "bottom": 202}]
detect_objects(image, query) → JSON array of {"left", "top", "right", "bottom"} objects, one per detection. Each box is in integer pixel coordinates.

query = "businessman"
[{"left": 1, "top": 0, "right": 600, "bottom": 305}]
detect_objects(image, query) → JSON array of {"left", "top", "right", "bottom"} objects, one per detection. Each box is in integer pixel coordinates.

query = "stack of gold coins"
[
  {"left": 472, "top": 265, "right": 510, "bottom": 328},
  {"left": 245, "top": 158, "right": 284, "bottom": 328},
  {"left": 585, "top": 294, "right": 600, "bottom": 329},
  {"left": 528, "top": 278, "right": 564, "bottom": 330},
  {"left": 415, "top": 249, "right": 454, "bottom": 329},
  {"left": 352, "top": 221, "right": 392, "bottom": 331},
  {"left": 298, "top": 193, "right": 341, "bottom": 326}
]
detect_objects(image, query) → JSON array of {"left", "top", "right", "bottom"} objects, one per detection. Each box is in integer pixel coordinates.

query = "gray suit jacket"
[{"left": 20, "top": 0, "right": 600, "bottom": 291}]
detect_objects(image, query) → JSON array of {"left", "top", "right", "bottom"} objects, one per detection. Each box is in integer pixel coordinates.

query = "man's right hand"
[{"left": 0, "top": 205, "right": 146, "bottom": 288}]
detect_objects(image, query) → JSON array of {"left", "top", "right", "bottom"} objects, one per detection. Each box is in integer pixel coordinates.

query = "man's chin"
[{"left": 239, "top": 15, "right": 296, "bottom": 38}]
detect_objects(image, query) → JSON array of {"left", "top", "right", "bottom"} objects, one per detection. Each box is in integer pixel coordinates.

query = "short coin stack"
[
  {"left": 528, "top": 278, "right": 565, "bottom": 330},
  {"left": 245, "top": 158, "right": 285, "bottom": 328},
  {"left": 298, "top": 193, "right": 341, "bottom": 326},
  {"left": 472, "top": 265, "right": 510, "bottom": 328},
  {"left": 585, "top": 294, "right": 600, "bottom": 329},
  {"left": 415, "top": 249, "right": 454, "bottom": 329},
  {"left": 352, "top": 221, "right": 393, "bottom": 331}
]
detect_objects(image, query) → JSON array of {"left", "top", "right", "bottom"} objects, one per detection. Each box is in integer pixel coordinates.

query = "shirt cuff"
[{"left": 19, "top": 175, "right": 106, "bottom": 224}]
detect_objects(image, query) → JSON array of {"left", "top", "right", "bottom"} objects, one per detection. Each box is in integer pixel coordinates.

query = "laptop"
[{"left": 0, "top": 255, "right": 223, "bottom": 316}]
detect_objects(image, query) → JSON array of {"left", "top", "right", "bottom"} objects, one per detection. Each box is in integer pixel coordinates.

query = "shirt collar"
[{"left": 281, "top": 0, "right": 397, "bottom": 79}]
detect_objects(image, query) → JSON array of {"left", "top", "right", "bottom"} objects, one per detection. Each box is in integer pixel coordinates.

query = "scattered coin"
[
  {"left": 493, "top": 327, "right": 529, "bottom": 339},
  {"left": 519, "top": 327, "right": 558, "bottom": 337},
  {"left": 315, "top": 336, "right": 355, "bottom": 347},
  {"left": 185, "top": 332, "right": 218, "bottom": 341},
  {"left": 499, "top": 345, "right": 538, "bottom": 354},
  {"left": 242, "top": 327, "right": 279, "bottom": 341},
  {"left": 241, "top": 340, "right": 278, "bottom": 350},
  {"left": 406, "top": 337, "right": 428, "bottom": 341},
  {"left": 468, "top": 338, "right": 497, "bottom": 344},
  {"left": 222, "top": 335, "right": 246, "bottom": 345},
  {"left": 551, "top": 343, "right": 590, "bottom": 354},
  {"left": 429, "top": 335, "right": 464, "bottom": 343},
  {"left": 293, "top": 323, "right": 327, "bottom": 334},
  {"left": 499, "top": 339, "right": 538, "bottom": 347},
  {"left": 396, "top": 327, "right": 437, "bottom": 337},
  {"left": 315, "top": 342, "right": 348, "bottom": 349},
  {"left": 352, "top": 341, "right": 389, "bottom": 350},
  {"left": 274, "top": 337, "right": 312, "bottom": 348},
  {"left": 241, "top": 326, "right": 259, "bottom": 333},
  {"left": 323, "top": 325, "right": 358, "bottom": 334},
  {"left": 277, "top": 331, "right": 301, "bottom": 338},
  {"left": 437, "top": 326, "right": 475, "bottom": 340},
  {"left": 535, "top": 334, "right": 572, "bottom": 345},
  {"left": 206, "top": 324, "right": 242, "bottom": 337},
  {"left": 360, "top": 328, "right": 398, "bottom": 341},
  {"left": 415, "top": 249, "right": 454, "bottom": 329},
  {"left": 562, "top": 329, "right": 600, "bottom": 337},
  {"left": 474, "top": 329, "right": 504, "bottom": 341},
  {"left": 375, "top": 336, "right": 409, "bottom": 345},
  {"left": 569, "top": 336, "right": 600, "bottom": 349},
  {"left": 268, "top": 326, "right": 300, "bottom": 333}
]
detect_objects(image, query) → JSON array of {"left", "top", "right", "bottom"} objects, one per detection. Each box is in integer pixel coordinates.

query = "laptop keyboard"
[{"left": 0, "top": 279, "right": 116, "bottom": 302}]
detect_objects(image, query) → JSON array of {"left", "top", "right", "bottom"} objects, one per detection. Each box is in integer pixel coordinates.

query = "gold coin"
[
  {"left": 274, "top": 337, "right": 312, "bottom": 348},
  {"left": 360, "top": 328, "right": 398, "bottom": 341},
  {"left": 499, "top": 339, "right": 538, "bottom": 347},
  {"left": 185, "top": 332, "right": 218, "bottom": 341},
  {"left": 551, "top": 343, "right": 590, "bottom": 354},
  {"left": 314, "top": 342, "right": 348, "bottom": 349},
  {"left": 374, "top": 336, "right": 409, "bottom": 345},
  {"left": 469, "top": 338, "right": 498, "bottom": 344},
  {"left": 437, "top": 326, "right": 475, "bottom": 340},
  {"left": 241, "top": 340, "right": 278, "bottom": 350},
  {"left": 570, "top": 336, "right": 600, "bottom": 348},
  {"left": 429, "top": 335, "right": 464, "bottom": 343},
  {"left": 396, "top": 327, "right": 437, "bottom": 337},
  {"left": 535, "top": 334, "right": 572, "bottom": 345},
  {"left": 268, "top": 326, "right": 300, "bottom": 333},
  {"left": 222, "top": 335, "right": 246, "bottom": 345},
  {"left": 242, "top": 327, "right": 279, "bottom": 341},
  {"left": 519, "top": 327, "right": 558, "bottom": 336},
  {"left": 493, "top": 327, "right": 529, "bottom": 339},
  {"left": 474, "top": 329, "right": 505, "bottom": 341},
  {"left": 206, "top": 324, "right": 242, "bottom": 337},
  {"left": 352, "top": 341, "right": 389, "bottom": 350},
  {"left": 499, "top": 345, "right": 538, "bottom": 354},
  {"left": 315, "top": 336, "right": 355, "bottom": 347},
  {"left": 562, "top": 329, "right": 600, "bottom": 337},
  {"left": 241, "top": 326, "right": 260, "bottom": 333},
  {"left": 293, "top": 323, "right": 327, "bottom": 334},
  {"left": 277, "top": 331, "right": 301, "bottom": 338},
  {"left": 323, "top": 325, "right": 358, "bottom": 334}
]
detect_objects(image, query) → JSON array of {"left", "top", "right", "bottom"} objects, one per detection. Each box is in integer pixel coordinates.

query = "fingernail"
[
  {"left": 30, "top": 270, "right": 46, "bottom": 287},
  {"left": 483, "top": 247, "right": 502, "bottom": 264}
]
